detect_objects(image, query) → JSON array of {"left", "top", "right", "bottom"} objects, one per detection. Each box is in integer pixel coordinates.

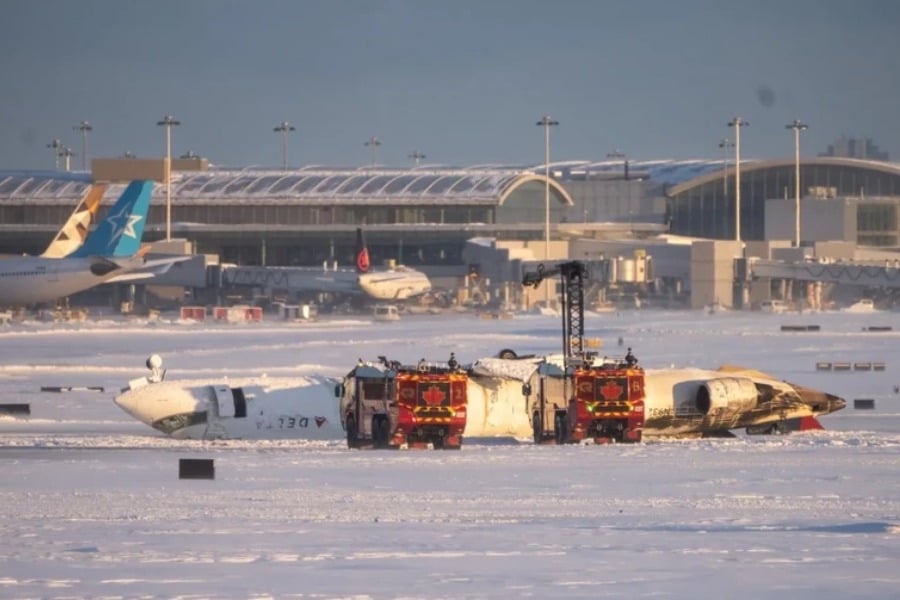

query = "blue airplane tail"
[{"left": 69, "top": 180, "right": 154, "bottom": 258}]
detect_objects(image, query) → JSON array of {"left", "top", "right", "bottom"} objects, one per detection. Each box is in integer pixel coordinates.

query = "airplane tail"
[
  {"left": 69, "top": 181, "right": 154, "bottom": 259},
  {"left": 355, "top": 227, "right": 371, "bottom": 274},
  {"left": 42, "top": 184, "right": 107, "bottom": 258}
]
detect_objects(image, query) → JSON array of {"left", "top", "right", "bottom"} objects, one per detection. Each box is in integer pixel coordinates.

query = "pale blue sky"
[{"left": 2, "top": 0, "right": 898, "bottom": 170}]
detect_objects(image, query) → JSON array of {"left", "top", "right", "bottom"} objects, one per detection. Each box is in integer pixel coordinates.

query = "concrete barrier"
[
  {"left": 816, "top": 362, "right": 885, "bottom": 372},
  {"left": 853, "top": 399, "right": 876, "bottom": 410},
  {"left": 40, "top": 386, "right": 105, "bottom": 392},
  {"left": 179, "top": 458, "right": 215, "bottom": 480},
  {"left": 0, "top": 403, "right": 30, "bottom": 415}
]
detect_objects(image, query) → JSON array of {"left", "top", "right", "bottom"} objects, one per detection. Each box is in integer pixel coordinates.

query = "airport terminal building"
[{"left": 1, "top": 156, "right": 898, "bottom": 306}]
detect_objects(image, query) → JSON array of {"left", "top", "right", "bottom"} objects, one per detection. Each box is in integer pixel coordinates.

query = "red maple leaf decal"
[
  {"left": 421, "top": 384, "right": 446, "bottom": 406},
  {"left": 356, "top": 248, "right": 370, "bottom": 273},
  {"left": 599, "top": 380, "right": 624, "bottom": 401}
]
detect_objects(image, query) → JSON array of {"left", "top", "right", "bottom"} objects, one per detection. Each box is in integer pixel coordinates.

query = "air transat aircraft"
[
  {"left": 0, "top": 180, "right": 173, "bottom": 306},
  {"left": 114, "top": 353, "right": 845, "bottom": 441},
  {"left": 354, "top": 228, "right": 432, "bottom": 301}
]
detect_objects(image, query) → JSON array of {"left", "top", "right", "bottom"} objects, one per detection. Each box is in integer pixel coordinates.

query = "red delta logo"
[
  {"left": 314, "top": 417, "right": 327, "bottom": 428},
  {"left": 599, "top": 380, "right": 625, "bottom": 401},
  {"left": 357, "top": 247, "right": 370, "bottom": 273},
  {"left": 421, "top": 385, "right": 447, "bottom": 407}
]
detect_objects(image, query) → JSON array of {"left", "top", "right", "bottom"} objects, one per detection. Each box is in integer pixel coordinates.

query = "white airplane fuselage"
[
  {"left": 357, "top": 266, "right": 431, "bottom": 300},
  {"left": 114, "top": 376, "right": 344, "bottom": 440},
  {"left": 115, "top": 362, "right": 844, "bottom": 441},
  {"left": 0, "top": 255, "right": 142, "bottom": 306}
]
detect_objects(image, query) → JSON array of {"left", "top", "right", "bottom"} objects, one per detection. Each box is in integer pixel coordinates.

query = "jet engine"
[{"left": 695, "top": 377, "right": 758, "bottom": 414}]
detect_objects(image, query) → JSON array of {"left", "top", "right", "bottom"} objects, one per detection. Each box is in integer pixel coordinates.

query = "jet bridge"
[{"left": 749, "top": 259, "right": 900, "bottom": 288}]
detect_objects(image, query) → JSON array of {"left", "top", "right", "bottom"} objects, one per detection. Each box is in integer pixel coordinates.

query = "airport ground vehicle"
[
  {"left": 339, "top": 355, "right": 468, "bottom": 449},
  {"left": 522, "top": 261, "right": 645, "bottom": 443}
]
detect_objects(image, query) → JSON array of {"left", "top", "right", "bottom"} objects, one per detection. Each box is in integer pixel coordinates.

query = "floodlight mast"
[
  {"left": 786, "top": 120, "right": 808, "bottom": 247},
  {"left": 727, "top": 117, "right": 748, "bottom": 241},
  {"left": 273, "top": 121, "right": 296, "bottom": 171},
  {"left": 536, "top": 115, "right": 559, "bottom": 306},
  {"left": 157, "top": 115, "right": 180, "bottom": 242},
  {"left": 365, "top": 136, "right": 382, "bottom": 166}
]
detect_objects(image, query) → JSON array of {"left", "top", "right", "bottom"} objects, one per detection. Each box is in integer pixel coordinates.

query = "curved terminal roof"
[
  {"left": 3, "top": 158, "right": 899, "bottom": 203},
  {"left": 0, "top": 167, "right": 575, "bottom": 207}
]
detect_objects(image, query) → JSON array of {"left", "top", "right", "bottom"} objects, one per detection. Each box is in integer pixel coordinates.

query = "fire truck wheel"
[
  {"left": 554, "top": 412, "right": 568, "bottom": 444},
  {"left": 532, "top": 412, "right": 543, "bottom": 444},
  {"left": 372, "top": 415, "right": 390, "bottom": 448},
  {"left": 345, "top": 414, "right": 358, "bottom": 449}
]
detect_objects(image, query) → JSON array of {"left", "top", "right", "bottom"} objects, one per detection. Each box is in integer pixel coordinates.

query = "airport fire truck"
[
  {"left": 522, "top": 261, "right": 645, "bottom": 443},
  {"left": 339, "top": 354, "right": 468, "bottom": 449}
]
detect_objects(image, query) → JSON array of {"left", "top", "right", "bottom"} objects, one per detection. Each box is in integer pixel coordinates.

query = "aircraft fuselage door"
[{"left": 213, "top": 384, "right": 236, "bottom": 418}]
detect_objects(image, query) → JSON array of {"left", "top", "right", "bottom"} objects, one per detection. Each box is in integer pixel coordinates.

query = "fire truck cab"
[
  {"left": 339, "top": 356, "right": 468, "bottom": 449},
  {"left": 527, "top": 355, "right": 645, "bottom": 444}
]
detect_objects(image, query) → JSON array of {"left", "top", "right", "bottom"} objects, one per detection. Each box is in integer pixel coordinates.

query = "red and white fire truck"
[
  {"left": 522, "top": 261, "right": 645, "bottom": 444},
  {"left": 339, "top": 355, "right": 468, "bottom": 449}
]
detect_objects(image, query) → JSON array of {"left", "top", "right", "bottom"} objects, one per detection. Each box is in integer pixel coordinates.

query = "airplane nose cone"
[{"left": 113, "top": 390, "right": 150, "bottom": 424}]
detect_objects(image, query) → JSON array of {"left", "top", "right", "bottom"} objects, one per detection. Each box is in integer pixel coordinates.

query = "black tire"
[
  {"left": 498, "top": 348, "right": 518, "bottom": 360},
  {"left": 554, "top": 412, "right": 568, "bottom": 445},
  {"left": 345, "top": 414, "right": 358, "bottom": 449},
  {"left": 373, "top": 415, "right": 391, "bottom": 448},
  {"left": 532, "top": 412, "right": 543, "bottom": 444}
]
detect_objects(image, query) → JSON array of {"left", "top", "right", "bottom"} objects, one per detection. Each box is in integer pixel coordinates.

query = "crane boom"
[{"left": 522, "top": 261, "right": 588, "bottom": 366}]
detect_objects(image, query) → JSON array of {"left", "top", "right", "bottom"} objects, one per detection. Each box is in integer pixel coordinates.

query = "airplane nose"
[{"left": 113, "top": 391, "right": 149, "bottom": 423}]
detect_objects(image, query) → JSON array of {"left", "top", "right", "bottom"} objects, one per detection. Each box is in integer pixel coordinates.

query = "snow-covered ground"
[{"left": 1, "top": 308, "right": 898, "bottom": 599}]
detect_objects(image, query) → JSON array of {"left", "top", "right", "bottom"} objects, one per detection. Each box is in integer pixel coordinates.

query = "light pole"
[
  {"left": 364, "top": 136, "right": 382, "bottom": 166},
  {"left": 718, "top": 138, "right": 734, "bottom": 197},
  {"left": 47, "top": 139, "right": 62, "bottom": 170},
  {"left": 273, "top": 121, "right": 295, "bottom": 171},
  {"left": 786, "top": 119, "right": 808, "bottom": 247},
  {"left": 536, "top": 115, "right": 559, "bottom": 305},
  {"left": 727, "top": 117, "right": 748, "bottom": 242},
  {"left": 73, "top": 121, "right": 92, "bottom": 171},
  {"left": 606, "top": 148, "right": 628, "bottom": 180},
  {"left": 408, "top": 149, "right": 426, "bottom": 166},
  {"left": 58, "top": 146, "right": 75, "bottom": 172},
  {"left": 157, "top": 115, "right": 180, "bottom": 242}
]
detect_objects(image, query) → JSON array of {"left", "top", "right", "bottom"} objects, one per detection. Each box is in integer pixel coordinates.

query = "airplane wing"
[{"left": 104, "top": 255, "right": 193, "bottom": 283}]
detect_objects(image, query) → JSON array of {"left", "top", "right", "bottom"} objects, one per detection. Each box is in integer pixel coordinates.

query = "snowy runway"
[{"left": 1, "top": 309, "right": 898, "bottom": 598}]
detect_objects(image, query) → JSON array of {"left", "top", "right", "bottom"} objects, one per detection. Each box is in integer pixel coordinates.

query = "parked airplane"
[
  {"left": 114, "top": 352, "right": 845, "bottom": 441},
  {"left": 0, "top": 184, "right": 106, "bottom": 260},
  {"left": 354, "top": 228, "right": 432, "bottom": 301},
  {"left": 0, "top": 180, "right": 165, "bottom": 307}
]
